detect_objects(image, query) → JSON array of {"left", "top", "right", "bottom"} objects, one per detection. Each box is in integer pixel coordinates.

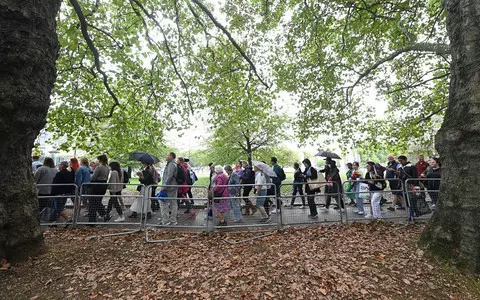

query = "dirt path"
[{"left": 1, "top": 223, "right": 479, "bottom": 299}]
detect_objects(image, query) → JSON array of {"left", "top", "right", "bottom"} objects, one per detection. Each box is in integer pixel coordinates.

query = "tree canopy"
[{"left": 47, "top": 0, "right": 450, "bottom": 157}]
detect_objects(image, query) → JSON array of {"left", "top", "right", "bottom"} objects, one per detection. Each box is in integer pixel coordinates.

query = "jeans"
[
  {"left": 106, "top": 191, "right": 123, "bottom": 216},
  {"left": 371, "top": 191, "right": 382, "bottom": 218},
  {"left": 291, "top": 184, "right": 306, "bottom": 206},
  {"left": 354, "top": 183, "right": 364, "bottom": 212},
  {"left": 256, "top": 189, "right": 267, "bottom": 206},
  {"left": 305, "top": 184, "right": 318, "bottom": 216},
  {"left": 88, "top": 182, "right": 107, "bottom": 222},
  {"left": 159, "top": 189, "right": 179, "bottom": 223},
  {"left": 229, "top": 198, "right": 242, "bottom": 221}
]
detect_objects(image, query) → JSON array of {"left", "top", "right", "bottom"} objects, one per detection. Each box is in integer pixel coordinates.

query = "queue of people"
[{"left": 33, "top": 151, "right": 441, "bottom": 226}]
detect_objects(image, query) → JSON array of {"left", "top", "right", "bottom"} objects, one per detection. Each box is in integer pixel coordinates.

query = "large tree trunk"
[
  {"left": 0, "top": 0, "right": 62, "bottom": 261},
  {"left": 420, "top": 0, "right": 480, "bottom": 272}
]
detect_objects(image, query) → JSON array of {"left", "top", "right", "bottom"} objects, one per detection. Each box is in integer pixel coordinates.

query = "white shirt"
[{"left": 255, "top": 172, "right": 268, "bottom": 190}]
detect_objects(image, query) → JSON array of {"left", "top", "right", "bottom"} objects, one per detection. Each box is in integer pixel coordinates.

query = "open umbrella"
[
  {"left": 252, "top": 161, "right": 277, "bottom": 178},
  {"left": 315, "top": 150, "right": 341, "bottom": 159},
  {"left": 129, "top": 151, "right": 160, "bottom": 164}
]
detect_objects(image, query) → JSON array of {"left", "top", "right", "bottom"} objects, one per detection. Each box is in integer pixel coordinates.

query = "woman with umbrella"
[
  {"left": 129, "top": 153, "right": 157, "bottom": 219},
  {"left": 252, "top": 161, "right": 275, "bottom": 223}
]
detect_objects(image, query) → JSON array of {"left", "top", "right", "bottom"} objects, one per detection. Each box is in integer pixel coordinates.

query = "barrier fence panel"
[
  {"left": 37, "top": 183, "right": 78, "bottom": 227},
  {"left": 343, "top": 178, "right": 410, "bottom": 222},
  {"left": 144, "top": 185, "right": 210, "bottom": 243},
  {"left": 280, "top": 181, "right": 344, "bottom": 225},
  {"left": 405, "top": 178, "right": 440, "bottom": 221},
  {"left": 209, "top": 183, "right": 279, "bottom": 231},
  {"left": 76, "top": 183, "right": 145, "bottom": 236}
]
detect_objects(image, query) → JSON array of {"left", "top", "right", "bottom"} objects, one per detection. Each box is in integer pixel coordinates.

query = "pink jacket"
[{"left": 214, "top": 172, "right": 229, "bottom": 197}]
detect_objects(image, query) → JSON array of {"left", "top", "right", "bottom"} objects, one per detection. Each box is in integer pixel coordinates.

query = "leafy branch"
[
  {"left": 130, "top": 0, "right": 194, "bottom": 114},
  {"left": 191, "top": 0, "right": 270, "bottom": 89},
  {"left": 69, "top": 0, "right": 120, "bottom": 119},
  {"left": 345, "top": 42, "right": 451, "bottom": 103}
]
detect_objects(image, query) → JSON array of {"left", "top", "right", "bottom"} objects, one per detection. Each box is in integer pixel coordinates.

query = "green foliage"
[{"left": 47, "top": 0, "right": 450, "bottom": 160}]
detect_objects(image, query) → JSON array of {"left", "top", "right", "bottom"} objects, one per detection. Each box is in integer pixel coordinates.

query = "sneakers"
[
  {"left": 340, "top": 208, "right": 345, "bottom": 213},
  {"left": 387, "top": 207, "right": 395, "bottom": 211},
  {"left": 308, "top": 214, "right": 318, "bottom": 219},
  {"left": 271, "top": 209, "right": 278, "bottom": 214},
  {"left": 357, "top": 211, "right": 364, "bottom": 215},
  {"left": 114, "top": 216, "right": 125, "bottom": 222},
  {"left": 364, "top": 214, "right": 373, "bottom": 219},
  {"left": 103, "top": 214, "right": 112, "bottom": 222}
]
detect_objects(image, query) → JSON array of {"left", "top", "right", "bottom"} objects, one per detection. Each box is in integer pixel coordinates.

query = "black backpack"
[
  {"left": 278, "top": 167, "right": 286, "bottom": 181},
  {"left": 122, "top": 170, "right": 130, "bottom": 188},
  {"left": 174, "top": 164, "right": 186, "bottom": 184},
  {"left": 185, "top": 169, "right": 193, "bottom": 185}
]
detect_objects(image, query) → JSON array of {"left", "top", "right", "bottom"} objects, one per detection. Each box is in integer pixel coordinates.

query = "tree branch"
[
  {"left": 191, "top": 0, "right": 270, "bottom": 89},
  {"left": 130, "top": 0, "right": 194, "bottom": 114},
  {"left": 70, "top": 0, "right": 120, "bottom": 119},
  {"left": 346, "top": 42, "right": 451, "bottom": 100},
  {"left": 87, "top": 23, "right": 124, "bottom": 49},
  {"left": 416, "top": 105, "right": 447, "bottom": 125},
  {"left": 387, "top": 72, "right": 450, "bottom": 94}
]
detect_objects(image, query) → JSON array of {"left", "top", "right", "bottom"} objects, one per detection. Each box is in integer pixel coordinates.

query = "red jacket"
[{"left": 416, "top": 161, "right": 429, "bottom": 177}]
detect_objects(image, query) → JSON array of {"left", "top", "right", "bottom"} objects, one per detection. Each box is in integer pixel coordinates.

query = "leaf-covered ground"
[{"left": 1, "top": 223, "right": 479, "bottom": 299}]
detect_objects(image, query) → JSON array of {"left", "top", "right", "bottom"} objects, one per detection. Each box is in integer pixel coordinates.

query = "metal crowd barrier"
[
  {"left": 144, "top": 184, "right": 209, "bottom": 243},
  {"left": 280, "top": 181, "right": 344, "bottom": 225},
  {"left": 217, "top": 183, "right": 279, "bottom": 244},
  {"left": 77, "top": 183, "right": 146, "bottom": 238},
  {"left": 405, "top": 178, "right": 440, "bottom": 221},
  {"left": 37, "top": 183, "right": 78, "bottom": 227},
  {"left": 343, "top": 178, "right": 409, "bottom": 222},
  {"left": 36, "top": 178, "right": 440, "bottom": 240}
]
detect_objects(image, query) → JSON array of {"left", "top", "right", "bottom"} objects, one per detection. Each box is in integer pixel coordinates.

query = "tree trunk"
[
  {"left": 0, "top": 0, "right": 62, "bottom": 261},
  {"left": 420, "top": 0, "right": 480, "bottom": 272}
]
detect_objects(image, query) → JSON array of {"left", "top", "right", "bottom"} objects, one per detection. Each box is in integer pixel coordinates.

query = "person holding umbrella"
[
  {"left": 252, "top": 162, "right": 273, "bottom": 223},
  {"left": 128, "top": 153, "right": 158, "bottom": 219}
]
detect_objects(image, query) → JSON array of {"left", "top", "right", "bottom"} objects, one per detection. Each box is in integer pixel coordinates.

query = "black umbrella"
[
  {"left": 129, "top": 151, "right": 160, "bottom": 164},
  {"left": 315, "top": 150, "right": 341, "bottom": 159}
]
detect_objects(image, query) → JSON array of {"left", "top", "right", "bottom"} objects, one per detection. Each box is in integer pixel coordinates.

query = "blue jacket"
[{"left": 75, "top": 165, "right": 91, "bottom": 188}]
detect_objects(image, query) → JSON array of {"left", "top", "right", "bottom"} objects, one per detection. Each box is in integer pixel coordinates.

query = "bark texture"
[
  {"left": 421, "top": 0, "right": 480, "bottom": 272},
  {"left": 0, "top": 0, "right": 62, "bottom": 261}
]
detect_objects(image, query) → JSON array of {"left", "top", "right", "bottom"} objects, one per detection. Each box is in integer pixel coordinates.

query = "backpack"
[
  {"left": 185, "top": 169, "right": 193, "bottom": 185},
  {"left": 122, "top": 170, "right": 130, "bottom": 188},
  {"left": 278, "top": 167, "right": 286, "bottom": 181},
  {"left": 174, "top": 164, "right": 186, "bottom": 185}
]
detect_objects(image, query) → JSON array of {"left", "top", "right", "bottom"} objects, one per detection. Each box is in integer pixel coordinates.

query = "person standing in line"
[
  {"left": 302, "top": 158, "right": 319, "bottom": 219},
  {"left": 324, "top": 160, "right": 345, "bottom": 211},
  {"left": 253, "top": 164, "right": 271, "bottom": 223},
  {"left": 424, "top": 157, "right": 441, "bottom": 209},
  {"left": 75, "top": 158, "right": 91, "bottom": 213},
  {"left": 70, "top": 157, "right": 80, "bottom": 173},
  {"left": 365, "top": 162, "right": 385, "bottom": 219},
  {"left": 240, "top": 160, "right": 256, "bottom": 215},
  {"left": 88, "top": 155, "right": 109, "bottom": 224},
  {"left": 270, "top": 157, "right": 286, "bottom": 213},
  {"left": 345, "top": 163, "right": 356, "bottom": 205},
  {"left": 105, "top": 161, "right": 125, "bottom": 222},
  {"left": 415, "top": 155, "right": 429, "bottom": 180},
  {"left": 32, "top": 155, "right": 42, "bottom": 173},
  {"left": 159, "top": 152, "right": 179, "bottom": 225},
  {"left": 212, "top": 165, "right": 230, "bottom": 226},
  {"left": 129, "top": 161, "right": 154, "bottom": 219},
  {"left": 34, "top": 157, "right": 58, "bottom": 212},
  {"left": 50, "top": 161, "right": 75, "bottom": 224},
  {"left": 225, "top": 165, "right": 242, "bottom": 222},
  {"left": 385, "top": 154, "right": 403, "bottom": 211},
  {"left": 350, "top": 162, "right": 364, "bottom": 215},
  {"left": 290, "top": 162, "right": 306, "bottom": 208}
]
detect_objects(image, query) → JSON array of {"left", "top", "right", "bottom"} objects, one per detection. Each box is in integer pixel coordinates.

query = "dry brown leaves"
[{"left": 1, "top": 223, "right": 479, "bottom": 300}]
